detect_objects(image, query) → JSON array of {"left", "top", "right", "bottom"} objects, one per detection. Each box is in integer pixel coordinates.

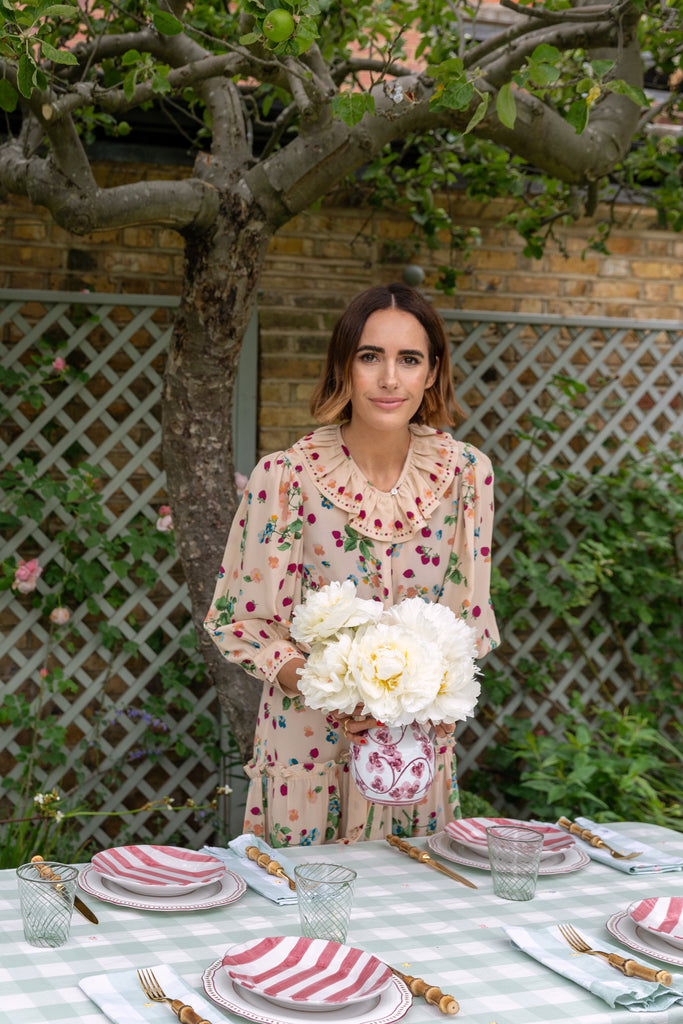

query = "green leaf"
[
  {"left": 527, "top": 61, "right": 560, "bottom": 87},
  {"left": 36, "top": 3, "right": 78, "bottom": 16},
  {"left": 239, "top": 31, "right": 261, "bottom": 44},
  {"left": 121, "top": 49, "right": 141, "bottom": 66},
  {"left": 608, "top": 79, "right": 648, "bottom": 107},
  {"left": 40, "top": 40, "right": 78, "bottom": 65},
  {"left": 496, "top": 82, "right": 516, "bottom": 129},
  {"left": 531, "top": 44, "right": 561, "bottom": 63},
  {"left": 0, "top": 77, "right": 18, "bottom": 112},
  {"left": 590, "top": 59, "right": 614, "bottom": 78},
  {"left": 153, "top": 10, "right": 183, "bottom": 36},
  {"left": 436, "top": 79, "right": 474, "bottom": 111},
  {"left": 465, "top": 94, "right": 489, "bottom": 133},
  {"left": 17, "top": 53, "right": 37, "bottom": 98},
  {"left": 123, "top": 69, "right": 136, "bottom": 102},
  {"left": 566, "top": 99, "right": 588, "bottom": 135},
  {"left": 332, "top": 92, "right": 374, "bottom": 127}
]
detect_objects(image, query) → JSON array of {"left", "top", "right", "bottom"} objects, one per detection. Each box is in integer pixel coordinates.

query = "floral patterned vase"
[{"left": 349, "top": 721, "right": 435, "bottom": 806}]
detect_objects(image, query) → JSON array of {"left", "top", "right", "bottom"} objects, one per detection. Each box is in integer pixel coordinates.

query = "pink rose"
[
  {"left": 40, "top": 668, "right": 49, "bottom": 678},
  {"left": 156, "top": 513, "right": 173, "bottom": 532},
  {"left": 235, "top": 472, "right": 248, "bottom": 497},
  {"left": 49, "top": 606, "right": 71, "bottom": 625},
  {"left": 13, "top": 558, "right": 43, "bottom": 594},
  {"left": 52, "top": 357, "right": 66, "bottom": 372},
  {"left": 158, "top": 505, "right": 171, "bottom": 515}
]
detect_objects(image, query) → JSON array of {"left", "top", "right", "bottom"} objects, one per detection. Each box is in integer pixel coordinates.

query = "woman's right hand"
[
  {"left": 276, "top": 657, "right": 306, "bottom": 698},
  {"left": 336, "top": 705, "right": 380, "bottom": 745}
]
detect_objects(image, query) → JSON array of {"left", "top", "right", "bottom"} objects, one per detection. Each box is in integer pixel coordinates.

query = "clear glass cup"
[
  {"left": 294, "top": 862, "right": 357, "bottom": 944},
  {"left": 16, "top": 862, "right": 79, "bottom": 947},
  {"left": 486, "top": 825, "right": 543, "bottom": 901}
]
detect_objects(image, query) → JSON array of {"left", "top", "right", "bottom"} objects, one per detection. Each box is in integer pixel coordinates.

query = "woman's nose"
[{"left": 379, "top": 361, "right": 398, "bottom": 388}]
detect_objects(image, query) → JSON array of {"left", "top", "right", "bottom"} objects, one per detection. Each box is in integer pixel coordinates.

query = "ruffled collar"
[{"left": 292, "top": 424, "right": 462, "bottom": 543}]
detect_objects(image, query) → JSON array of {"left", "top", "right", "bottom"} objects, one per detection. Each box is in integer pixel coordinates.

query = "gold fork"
[
  {"left": 558, "top": 924, "right": 672, "bottom": 986},
  {"left": 557, "top": 817, "right": 642, "bottom": 859},
  {"left": 137, "top": 968, "right": 214, "bottom": 1024}
]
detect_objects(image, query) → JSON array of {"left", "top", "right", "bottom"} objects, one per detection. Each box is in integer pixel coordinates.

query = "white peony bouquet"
[{"left": 289, "top": 580, "right": 481, "bottom": 728}]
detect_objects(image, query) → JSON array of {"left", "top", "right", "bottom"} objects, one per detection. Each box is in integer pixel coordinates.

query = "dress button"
[{"left": 390, "top": 486, "right": 399, "bottom": 495}]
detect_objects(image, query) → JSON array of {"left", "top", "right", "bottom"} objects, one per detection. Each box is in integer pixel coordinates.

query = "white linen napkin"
[
  {"left": 79, "top": 964, "right": 226, "bottom": 1024},
  {"left": 504, "top": 924, "right": 683, "bottom": 1012},
  {"left": 567, "top": 817, "right": 683, "bottom": 874},
  {"left": 202, "top": 834, "right": 298, "bottom": 905}
]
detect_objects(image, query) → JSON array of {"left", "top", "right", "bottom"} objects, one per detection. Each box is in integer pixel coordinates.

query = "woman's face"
[{"left": 348, "top": 308, "right": 437, "bottom": 434}]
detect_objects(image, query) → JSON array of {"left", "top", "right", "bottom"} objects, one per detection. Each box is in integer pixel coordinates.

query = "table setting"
[{"left": 2, "top": 819, "right": 683, "bottom": 1024}]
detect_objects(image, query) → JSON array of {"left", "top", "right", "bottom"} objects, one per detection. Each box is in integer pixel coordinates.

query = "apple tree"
[{"left": 0, "top": 0, "right": 680, "bottom": 758}]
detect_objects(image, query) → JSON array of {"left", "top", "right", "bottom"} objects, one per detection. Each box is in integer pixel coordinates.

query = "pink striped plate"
[
  {"left": 91, "top": 845, "right": 225, "bottom": 896},
  {"left": 444, "top": 817, "right": 574, "bottom": 859},
  {"left": 627, "top": 898, "right": 683, "bottom": 950},
  {"left": 222, "top": 936, "right": 393, "bottom": 1010}
]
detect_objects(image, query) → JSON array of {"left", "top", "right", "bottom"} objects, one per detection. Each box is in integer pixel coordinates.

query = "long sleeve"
[
  {"left": 439, "top": 445, "right": 499, "bottom": 657},
  {"left": 204, "top": 451, "right": 306, "bottom": 685}
]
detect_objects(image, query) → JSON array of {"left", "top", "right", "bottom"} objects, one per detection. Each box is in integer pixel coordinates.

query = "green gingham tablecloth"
[{"left": 1, "top": 821, "right": 682, "bottom": 1024}]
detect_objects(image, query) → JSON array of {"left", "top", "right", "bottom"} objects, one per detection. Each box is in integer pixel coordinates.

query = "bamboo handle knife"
[
  {"left": 245, "top": 845, "right": 296, "bottom": 891},
  {"left": 390, "top": 966, "right": 459, "bottom": 1014},
  {"left": 385, "top": 836, "right": 477, "bottom": 889},
  {"left": 31, "top": 855, "right": 99, "bottom": 924}
]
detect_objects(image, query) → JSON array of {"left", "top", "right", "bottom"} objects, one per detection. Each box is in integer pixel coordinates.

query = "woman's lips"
[{"left": 371, "top": 398, "right": 405, "bottom": 408}]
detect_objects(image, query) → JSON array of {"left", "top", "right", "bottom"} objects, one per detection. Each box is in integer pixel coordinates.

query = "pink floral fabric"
[{"left": 205, "top": 424, "right": 499, "bottom": 847}]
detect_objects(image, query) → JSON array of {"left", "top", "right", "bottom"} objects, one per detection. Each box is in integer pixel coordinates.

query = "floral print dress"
[{"left": 204, "top": 424, "right": 499, "bottom": 847}]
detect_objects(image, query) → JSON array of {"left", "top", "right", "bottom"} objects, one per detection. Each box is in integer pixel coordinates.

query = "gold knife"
[
  {"left": 386, "top": 836, "right": 477, "bottom": 889},
  {"left": 31, "top": 855, "right": 99, "bottom": 925}
]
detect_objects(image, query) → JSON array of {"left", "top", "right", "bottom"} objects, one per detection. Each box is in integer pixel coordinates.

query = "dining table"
[{"left": 1, "top": 820, "right": 682, "bottom": 1024}]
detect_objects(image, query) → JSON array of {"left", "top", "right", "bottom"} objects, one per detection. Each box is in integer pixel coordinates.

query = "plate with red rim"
[
  {"left": 221, "top": 936, "right": 393, "bottom": 1011},
  {"left": 79, "top": 864, "right": 246, "bottom": 911},
  {"left": 203, "top": 956, "right": 412, "bottom": 1024},
  {"left": 428, "top": 831, "right": 589, "bottom": 875},
  {"left": 91, "top": 845, "right": 225, "bottom": 896},
  {"left": 626, "top": 897, "right": 683, "bottom": 951},
  {"left": 444, "top": 818, "right": 575, "bottom": 860},
  {"left": 606, "top": 910, "right": 683, "bottom": 967}
]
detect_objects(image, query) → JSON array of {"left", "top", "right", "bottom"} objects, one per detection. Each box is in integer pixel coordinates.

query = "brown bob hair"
[{"left": 309, "top": 283, "right": 463, "bottom": 427}]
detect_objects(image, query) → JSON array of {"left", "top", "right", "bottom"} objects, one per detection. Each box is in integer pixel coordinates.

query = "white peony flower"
[
  {"left": 383, "top": 599, "right": 481, "bottom": 724},
  {"left": 297, "top": 633, "right": 360, "bottom": 715},
  {"left": 345, "top": 621, "right": 442, "bottom": 727},
  {"left": 290, "top": 579, "right": 382, "bottom": 645}
]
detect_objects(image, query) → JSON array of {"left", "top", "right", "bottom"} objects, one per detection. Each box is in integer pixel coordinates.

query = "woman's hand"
[
  {"left": 337, "top": 710, "right": 456, "bottom": 745},
  {"left": 336, "top": 705, "right": 378, "bottom": 745},
  {"left": 276, "top": 657, "right": 306, "bottom": 698}
]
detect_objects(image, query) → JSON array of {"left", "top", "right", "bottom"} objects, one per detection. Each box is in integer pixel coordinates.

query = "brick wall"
[{"left": 1, "top": 162, "right": 680, "bottom": 457}]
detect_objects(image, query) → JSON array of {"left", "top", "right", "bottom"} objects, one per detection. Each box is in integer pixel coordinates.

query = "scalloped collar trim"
[{"left": 292, "top": 424, "right": 460, "bottom": 543}]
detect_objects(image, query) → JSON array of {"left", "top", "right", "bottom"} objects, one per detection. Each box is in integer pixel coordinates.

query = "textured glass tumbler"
[
  {"left": 16, "top": 862, "right": 78, "bottom": 947},
  {"left": 486, "top": 826, "right": 543, "bottom": 902},
  {"left": 294, "top": 862, "right": 357, "bottom": 944}
]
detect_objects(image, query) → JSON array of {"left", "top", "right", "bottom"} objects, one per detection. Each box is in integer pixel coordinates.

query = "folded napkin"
[
  {"left": 504, "top": 924, "right": 683, "bottom": 1013},
  {"left": 202, "top": 834, "right": 298, "bottom": 905},
  {"left": 79, "top": 964, "right": 224, "bottom": 1024},
  {"left": 567, "top": 817, "right": 683, "bottom": 874}
]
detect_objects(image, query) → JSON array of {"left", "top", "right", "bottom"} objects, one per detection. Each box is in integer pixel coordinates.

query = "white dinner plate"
[
  {"left": 202, "top": 958, "right": 412, "bottom": 1024},
  {"left": 444, "top": 818, "right": 574, "bottom": 860},
  {"left": 427, "top": 831, "right": 590, "bottom": 875},
  {"left": 606, "top": 910, "right": 683, "bottom": 967},
  {"left": 222, "top": 936, "right": 393, "bottom": 1010},
  {"left": 627, "top": 897, "right": 683, "bottom": 950},
  {"left": 79, "top": 864, "right": 246, "bottom": 911},
  {"left": 92, "top": 845, "right": 225, "bottom": 896}
]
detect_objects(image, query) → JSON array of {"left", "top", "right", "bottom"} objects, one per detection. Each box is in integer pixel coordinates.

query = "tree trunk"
[{"left": 161, "top": 190, "right": 273, "bottom": 764}]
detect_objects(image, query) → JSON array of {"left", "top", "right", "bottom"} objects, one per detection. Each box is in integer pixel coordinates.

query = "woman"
[{"left": 204, "top": 283, "right": 499, "bottom": 846}]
